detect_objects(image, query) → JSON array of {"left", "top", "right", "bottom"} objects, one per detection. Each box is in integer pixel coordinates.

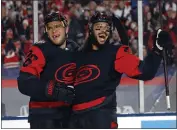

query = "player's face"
[
  {"left": 93, "top": 22, "right": 110, "bottom": 45},
  {"left": 46, "top": 21, "right": 66, "bottom": 45}
]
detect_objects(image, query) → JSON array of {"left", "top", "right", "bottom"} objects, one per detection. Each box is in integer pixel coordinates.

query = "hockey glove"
[
  {"left": 46, "top": 80, "right": 75, "bottom": 104},
  {"left": 153, "top": 28, "right": 174, "bottom": 56}
]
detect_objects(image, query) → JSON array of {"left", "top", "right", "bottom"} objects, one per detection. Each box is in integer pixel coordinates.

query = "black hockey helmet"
[
  {"left": 44, "top": 11, "right": 68, "bottom": 27},
  {"left": 89, "top": 11, "right": 112, "bottom": 31}
]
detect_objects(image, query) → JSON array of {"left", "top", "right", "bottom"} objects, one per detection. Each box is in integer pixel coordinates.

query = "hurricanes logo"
[
  {"left": 55, "top": 63, "right": 76, "bottom": 84},
  {"left": 74, "top": 65, "right": 100, "bottom": 86}
]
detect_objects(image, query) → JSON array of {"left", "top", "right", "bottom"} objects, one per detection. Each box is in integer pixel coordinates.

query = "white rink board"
[
  {"left": 2, "top": 119, "right": 30, "bottom": 128},
  {"left": 2, "top": 115, "right": 176, "bottom": 128},
  {"left": 117, "top": 115, "right": 176, "bottom": 128}
]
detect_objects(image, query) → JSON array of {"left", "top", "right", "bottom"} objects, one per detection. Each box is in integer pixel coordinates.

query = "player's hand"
[{"left": 46, "top": 80, "right": 75, "bottom": 104}]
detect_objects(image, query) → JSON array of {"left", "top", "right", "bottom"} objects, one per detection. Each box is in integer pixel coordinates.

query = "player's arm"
[
  {"left": 114, "top": 29, "right": 173, "bottom": 80},
  {"left": 114, "top": 45, "right": 161, "bottom": 80},
  {"left": 17, "top": 45, "right": 48, "bottom": 99},
  {"left": 112, "top": 15, "right": 161, "bottom": 80},
  {"left": 112, "top": 14, "right": 129, "bottom": 45}
]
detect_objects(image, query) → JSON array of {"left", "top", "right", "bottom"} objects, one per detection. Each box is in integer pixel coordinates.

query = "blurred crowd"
[{"left": 1, "top": 0, "right": 177, "bottom": 78}]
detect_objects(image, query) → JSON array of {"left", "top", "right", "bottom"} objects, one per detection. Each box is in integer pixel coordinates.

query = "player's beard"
[
  {"left": 91, "top": 33, "right": 110, "bottom": 50},
  {"left": 82, "top": 32, "right": 111, "bottom": 52}
]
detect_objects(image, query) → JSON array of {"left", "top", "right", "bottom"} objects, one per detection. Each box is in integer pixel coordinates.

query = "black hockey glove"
[
  {"left": 153, "top": 28, "right": 174, "bottom": 57},
  {"left": 46, "top": 80, "right": 75, "bottom": 104}
]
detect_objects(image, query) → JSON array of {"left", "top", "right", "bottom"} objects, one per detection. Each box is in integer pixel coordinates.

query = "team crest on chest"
[
  {"left": 74, "top": 65, "right": 100, "bottom": 86},
  {"left": 55, "top": 63, "right": 76, "bottom": 84}
]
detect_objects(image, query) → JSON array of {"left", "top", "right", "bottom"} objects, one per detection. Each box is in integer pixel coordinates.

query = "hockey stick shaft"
[{"left": 159, "top": 0, "right": 171, "bottom": 110}]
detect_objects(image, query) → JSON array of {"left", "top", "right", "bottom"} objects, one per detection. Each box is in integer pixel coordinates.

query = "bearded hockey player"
[{"left": 69, "top": 11, "right": 173, "bottom": 129}]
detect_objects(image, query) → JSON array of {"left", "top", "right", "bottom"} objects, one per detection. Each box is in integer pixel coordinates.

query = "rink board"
[{"left": 2, "top": 113, "right": 176, "bottom": 128}]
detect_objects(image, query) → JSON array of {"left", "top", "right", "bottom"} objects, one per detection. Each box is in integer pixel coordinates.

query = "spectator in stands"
[
  {"left": 79, "top": 8, "right": 91, "bottom": 43},
  {"left": 73, "top": 2, "right": 83, "bottom": 19},
  {"left": 2, "top": 29, "right": 22, "bottom": 78},
  {"left": 144, "top": 12, "right": 155, "bottom": 33},
  {"left": 128, "top": 21, "right": 138, "bottom": 44},
  {"left": 130, "top": 38, "right": 138, "bottom": 56},
  {"left": 96, "top": 0, "right": 106, "bottom": 12},
  {"left": 2, "top": 2, "right": 17, "bottom": 38},
  {"left": 18, "top": 19, "right": 30, "bottom": 40},
  {"left": 38, "top": 13, "right": 45, "bottom": 40},
  {"left": 164, "top": 1, "right": 177, "bottom": 47},
  {"left": 114, "top": 1, "right": 131, "bottom": 22},
  {"left": 88, "top": 1, "right": 97, "bottom": 16},
  {"left": 110, "top": 30, "right": 121, "bottom": 46},
  {"left": 64, "top": 11, "right": 85, "bottom": 46},
  {"left": 22, "top": 31, "right": 33, "bottom": 56}
]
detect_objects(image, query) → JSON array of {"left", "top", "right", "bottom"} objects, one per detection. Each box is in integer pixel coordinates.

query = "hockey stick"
[{"left": 158, "top": 0, "right": 171, "bottom": 110}]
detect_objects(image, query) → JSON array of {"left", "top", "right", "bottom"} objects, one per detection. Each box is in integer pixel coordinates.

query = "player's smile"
[
  {"left": 98, "top": 33, "right": 107, "bottom": 42},
  {"left": 96, "top": 32, "right": 109, "bottom": 44},
  {"left": 52, "top": 34, "right": 60, "bottom": 40}
]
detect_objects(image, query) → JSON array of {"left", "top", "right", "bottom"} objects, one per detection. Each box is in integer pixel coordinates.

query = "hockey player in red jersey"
[
  {"left": 17, "top": 12, "right": 78, "bottom": 128},
  {"left": 69, "top": 11, "right": 173, "bottom": 129}
]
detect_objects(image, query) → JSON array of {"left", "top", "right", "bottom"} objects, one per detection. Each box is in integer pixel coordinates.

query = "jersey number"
[{"left": 23, "top": 50, "right": 38, "bottom": 67}]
